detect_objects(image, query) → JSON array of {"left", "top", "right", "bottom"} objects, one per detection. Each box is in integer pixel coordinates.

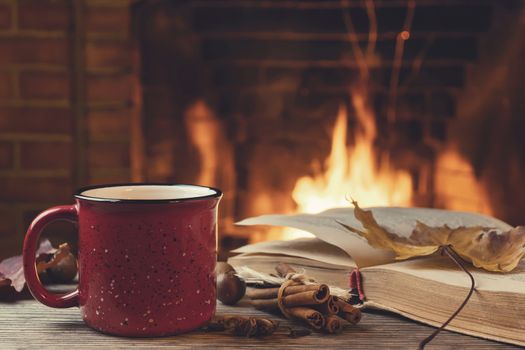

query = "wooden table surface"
[{"left": 0, "top": 299, "right": 522, "bottom": 350}]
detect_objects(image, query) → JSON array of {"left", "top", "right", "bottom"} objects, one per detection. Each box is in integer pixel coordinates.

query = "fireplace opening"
[{"left": 131, "top": 0, "right": 525, "bottom": 257}]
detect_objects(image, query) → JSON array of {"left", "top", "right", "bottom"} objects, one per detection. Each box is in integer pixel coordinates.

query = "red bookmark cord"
[{"left": 349, "top": 268, "right": 365, "bottom": 302}]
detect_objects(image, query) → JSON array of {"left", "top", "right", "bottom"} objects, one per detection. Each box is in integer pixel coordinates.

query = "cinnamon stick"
[
  {"left": 249, "top": 286, "right": 330, "bottom": 309},
  {"left": 324, "top": 314, "right": 345, "bottom": 334},
  {"left": 249, "top": 298, "right": 279, "bottom": 311},
  {"left": 286, "top": 307, "right": 325, "bottom": 330},
  {"left": 311, "top": 295, "right": 340, "bottom": 315},
  {"left": 246, "top": 284, "right": 326, "bottom": 300},
  {"left": 283, "top": 288, "right": 330, "bottom": 306},
  {"left": 334, "top": 297, "right": 362, "bottom": 325}
]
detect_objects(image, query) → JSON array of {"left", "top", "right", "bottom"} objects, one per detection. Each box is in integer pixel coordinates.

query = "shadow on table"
[{"left": 47, "top": 320, "right": 95, "bottom": 333}]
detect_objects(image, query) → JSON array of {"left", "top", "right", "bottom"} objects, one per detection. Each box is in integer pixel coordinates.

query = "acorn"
[
  {"left": 215, "top": 261, "right": 236, "bottom": 275},
  {"left": 217, "top": 269, "right": 246, "bottom": 305},
  {"left": 47, "top": 250, "right": 78, "bottom": 283}
]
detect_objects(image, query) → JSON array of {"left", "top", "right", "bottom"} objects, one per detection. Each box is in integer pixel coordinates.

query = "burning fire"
[
  {"left": 293, "top": 93, "right": 413, "bottom": 213},
  {"left": 283, "top": 92, "right": 413, "bottom": 239}
]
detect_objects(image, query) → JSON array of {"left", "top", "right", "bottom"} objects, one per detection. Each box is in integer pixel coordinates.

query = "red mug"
[{"left": 23, "top": 183, "right": 222, "bottom": 337}]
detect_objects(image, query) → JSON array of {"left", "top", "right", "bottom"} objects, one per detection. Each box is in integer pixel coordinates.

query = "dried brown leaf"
[
  {"left": 341, "top": 202, "right": 525, "bottom": 272},
  {"left": 338, "top": 203, "right": 438, "bottom": 260},
  {"left": 0, "top": 240, "right": 56, "bottom": 292}
]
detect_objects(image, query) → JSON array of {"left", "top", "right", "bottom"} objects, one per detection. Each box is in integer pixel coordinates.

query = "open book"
[{"left": 230, "top": 207, "right": 525, "bottom": 347}]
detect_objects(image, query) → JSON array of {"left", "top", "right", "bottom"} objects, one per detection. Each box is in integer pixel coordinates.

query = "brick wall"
[{"left": 0, "top": 0, "right": 137, "bottom": 259}]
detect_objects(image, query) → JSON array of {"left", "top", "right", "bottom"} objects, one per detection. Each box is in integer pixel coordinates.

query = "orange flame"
[
  {"left": 434, "top": 147, "right": 492, "bottom": 215},
  {"left": 283, "top": 92, "right": 413, "bottom": 239}
]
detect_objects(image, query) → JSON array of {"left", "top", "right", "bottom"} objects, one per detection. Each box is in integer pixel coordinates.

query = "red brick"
[
  {"left": 86, "top": 41, "right": 131, "bottom": 68},
  {"left": 18, "top": 0, "right": 71, "bottom": 31},
  {"left": 0, "top": 177, "right": 72, "bottom": 202},
  {"left": 88, "top": 141, "right": 129, "bottom": 168},
  {"left": 0, "top": 239, "right": 21, "bottom": 261},
  {"left": 0, "top": 141, "right": 13, "bottom": 169},
  {"left": 0, "top": 71, "right": 12, "bottom": 99},
  {"left": 87, "top": 74, "right": 132, "bottom": 102},
  {"left": 0, "top": 209, "right": 17, "bottom": 235},
  {"left": 0, "top": 38, "right": 68, "bottom": 65},
  {"left": 86, "top": 6, "right": 129, "bottom": 33},
  {"left": 0, "top": 107, "right": 71, "bottom": 133},
  {"left": 0, "top": 4, "right": 11, "bottom": 29},
  {"left": 0, "top": 208, "right": 18, "bottom": 261},
  {"left": 20, "top": 141, "right": 72, "bottom": 170},
  {"left": 19, "top": 72, "right": 70, "bottom": 100},
  {"left": 87, "top": 109, "right": 131, "bottom": 136},
  {"left": 0, "top": 208, "right": 18, "bottom": 259},
  {"left": 0, "top": 236, "right": 23, "bottom": 261}
]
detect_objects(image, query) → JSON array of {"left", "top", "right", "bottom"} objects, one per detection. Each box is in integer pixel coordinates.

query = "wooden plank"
[{"left": 0, "top": 300, "right": 520, "bottom": 350}]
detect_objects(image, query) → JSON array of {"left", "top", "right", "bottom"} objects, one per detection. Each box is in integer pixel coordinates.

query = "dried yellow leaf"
[{"left": 340, "top": 202, "right": 525, "bottom": 272}]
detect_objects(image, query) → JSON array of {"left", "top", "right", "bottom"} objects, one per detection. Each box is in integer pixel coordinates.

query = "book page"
[
  {"left": 367, "top": 257, "right": 525, "bottom": 293},
  {"left": 231, "top": 238, "right": 356, "bottom": 269},
  {"left": 237, "top": 207, "right": 514, "bottom": 268},
  {"left": 237, "top": 211, "right": 395, "bottom": 267},
  {"left": 321, "top": 207, "right": 513, "bottom": 235}
]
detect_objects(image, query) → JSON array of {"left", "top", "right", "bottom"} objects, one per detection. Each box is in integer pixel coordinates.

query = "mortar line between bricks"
[
  {"left": 90, "top": 167, "right": 131, "bottom": 176},
  {"left": 179, "top": 86, "right": 464, "bottom": 95},
  {"left": 85, "top": 0, "right": 131, "bottom": 8},
  {"left": 189, "top": 0, "right": 494, "bottom": 9},
  {"left": 0, "top": 133, "right": 72, "bottom": 142},
  {"left": 196, "top": 31, "right": 483, "bottom": 41},
  {"left": 0, "top": 30, "right": 66, "bottom": 39},
  {"left": 0, "top": 202, "right": 72, "bottom": 210},
  {"left": 205, "top": 59, "right": 473, "bottom": 68},
  {"left": 87, "top": 32, "right": 129, "bottom": 41},
  {"left": 0, "top": 169, "right": 70, "bottom": 178},
  {"left": 0, "top": 99, "right": 70, "bottom": 108},
  {"left": 86, "top": 100, "right": 130, "bottom": 110},
  {"left": 89, "top": 135, "right": 129, "bottom": 142},
  {"left": 0, "top": 31, "right": 129, "bottom": 43},
  {"left": 87, "top": 67, "right": 132, "bottom": 75},
  {"left": 0, "top": 65, "right": 131, "bottom": 75}
]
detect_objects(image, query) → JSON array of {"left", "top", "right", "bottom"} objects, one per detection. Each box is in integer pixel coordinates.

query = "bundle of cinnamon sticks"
[{"left": 246, "top": 263, "right": 361, "bottom": 334}]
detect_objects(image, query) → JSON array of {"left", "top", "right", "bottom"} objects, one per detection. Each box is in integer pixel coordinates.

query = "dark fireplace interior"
[{"left": 1, "top": 0, "right": 524, "bottom": 260}]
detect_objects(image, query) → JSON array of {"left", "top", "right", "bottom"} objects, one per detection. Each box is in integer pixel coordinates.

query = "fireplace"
[
  {"left": 0, "top": 0, "right": 524, "bottom": 260},
  {"left": 133, "top": 1, "right": 525, "bottom": 247}
]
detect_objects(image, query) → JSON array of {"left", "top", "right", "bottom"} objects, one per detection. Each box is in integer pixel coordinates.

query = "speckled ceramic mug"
[{"left": 23, "top": 183, "right": 222, "bottom": 337}]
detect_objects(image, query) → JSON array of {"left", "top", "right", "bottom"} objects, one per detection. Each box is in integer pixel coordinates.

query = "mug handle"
[{"left": 23, "top": 205, "right": 79, "bottom": 308}]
